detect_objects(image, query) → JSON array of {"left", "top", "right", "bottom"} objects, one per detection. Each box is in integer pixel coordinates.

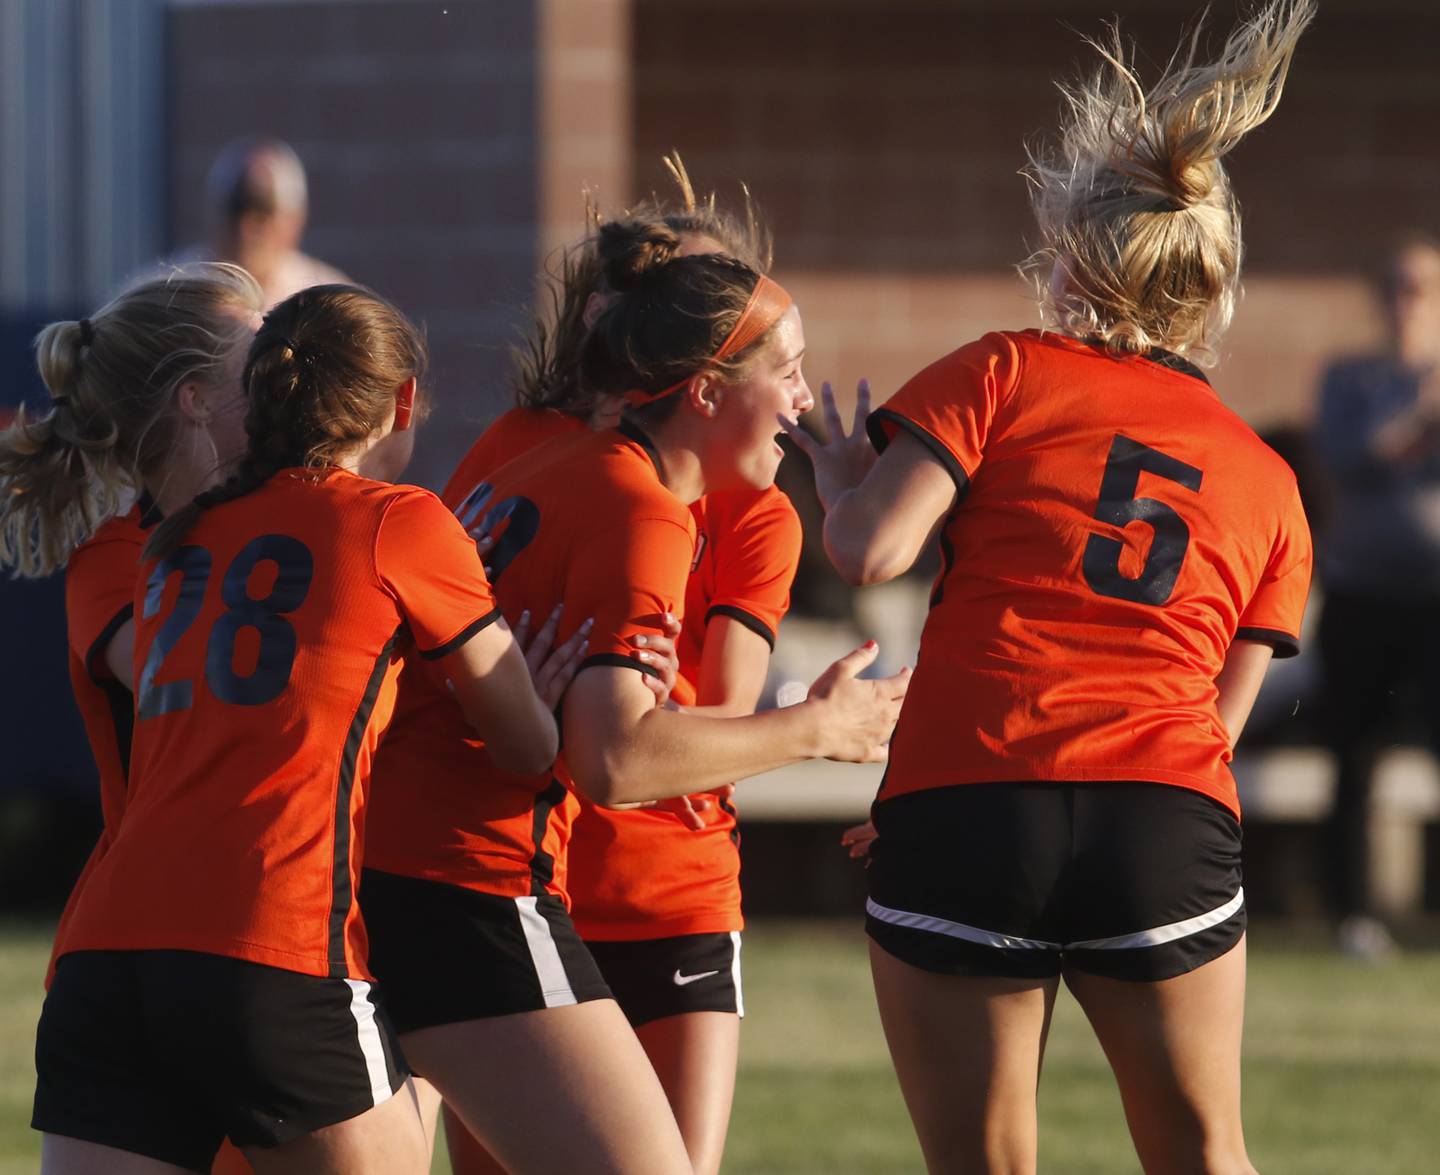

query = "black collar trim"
[
  {"left": 1080, "top": 335, "right": 1211, "bottom": 387},
  {"left": 618, "top": 417, "right": 663, "bottom": 477},
  {"left": 1143, "top": 347, "right": 1211, "bottom": 386}
]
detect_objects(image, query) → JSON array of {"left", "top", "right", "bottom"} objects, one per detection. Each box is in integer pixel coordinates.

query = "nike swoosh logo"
[{"left": 672, "top": 968, "right": 720, "bottom": 986}]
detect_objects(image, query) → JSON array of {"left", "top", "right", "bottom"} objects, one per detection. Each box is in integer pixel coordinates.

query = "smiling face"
[{"left": 703, "top": 304, "right": 812, "bottom": 492}]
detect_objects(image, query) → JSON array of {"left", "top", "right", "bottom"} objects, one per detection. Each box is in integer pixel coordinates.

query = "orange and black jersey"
[
  {"left": 365, "top": 421, "right": 696, "bottom": 903},
  {"left": 567, "top": 485, "right": 802, "bottom": 940},
  {"left": 63, "top": 499, "right": 161, "bottom": 833},
  {"left": 48, "top": 499, "right": 162, "bottom": 984},
  {"left": 868, "top": 329, "right": 1312, "bottom": 818},
  {"left": 57, "top": 469, "right": 498, "bottom": 979},
  {"left": 677, "top": 488, "right": 803, "bottom": 676}
]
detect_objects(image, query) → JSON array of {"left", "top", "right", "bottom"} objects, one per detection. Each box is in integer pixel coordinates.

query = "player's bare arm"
[
  {"left": 1214, "top": 639, "right": 1276, "bottom": 750},
  {"left": 562, "top": 641, "right": 909, "bottom": 806},
  {"left": 783, "top": 383, "right": 957, "bottom": 585}
]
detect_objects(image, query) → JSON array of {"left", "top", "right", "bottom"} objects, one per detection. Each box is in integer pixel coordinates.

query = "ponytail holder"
[
  {"left": 622, "top": 274, "right": 793, "bottom": 408},
  {"left": 78, "top": 319, "right": 94, "bottom": 347}
]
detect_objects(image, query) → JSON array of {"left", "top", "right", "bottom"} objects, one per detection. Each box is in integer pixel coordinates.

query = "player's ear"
[
  {"left": 393, "top": 376, "right": 417, "bottom": 431},
  {"left": 582, "top": 291, "right": 609, "bottom": 330},
  {"left": 175, "top": 380, "right": 211, "bottom": 425},
  {"left": 687, "top": 372, "right": 722, "bottom": 419}
]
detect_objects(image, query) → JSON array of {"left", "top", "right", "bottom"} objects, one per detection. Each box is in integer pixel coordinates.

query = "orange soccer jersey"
[
  {"left": 869, "top": 325, "right": 1313, "bottom": 812},
  {"left": 47, "top": 500, "right": 160, "bottom": 982},
  {"left": 365, "top": 421, "right": 696, "bottom": 903},
  {"left": 868, "top": 329, "right": 1312, "bottom": 818},
  {"left": 57, "top": 469, "right": 498, "bottom": 979},
  {"left": 567, "top": 485, "right": 802, "bottom": 940}
]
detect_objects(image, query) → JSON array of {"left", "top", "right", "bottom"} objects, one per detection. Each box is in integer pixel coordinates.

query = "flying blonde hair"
[{"left": 1022, "top": 0, "right": 1315, "bottom": 364}]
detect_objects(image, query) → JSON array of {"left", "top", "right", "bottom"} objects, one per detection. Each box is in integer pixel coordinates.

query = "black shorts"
[
  {"left": 585, "top": 932, "right": 744, "bottom": 1027},
  {"left": 360, "top": 869, "right": 612, "bottom": 1036},
  {"left": 866, "top": 782, "right": 1245, "bottom": 982},
  {"left": 33, "top": 950, "right": 407, "bottom": 1171}
]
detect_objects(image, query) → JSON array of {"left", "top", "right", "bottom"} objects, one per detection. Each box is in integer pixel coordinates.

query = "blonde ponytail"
[
  {"left": 0, "top": 263, "right": 262, "bottom": 577},
  {"left": 1022, "top": 0, "right": 1316, "bottom": 362},
  {"left": 0, "top": 321, "right": 129, "bottom": 576}
]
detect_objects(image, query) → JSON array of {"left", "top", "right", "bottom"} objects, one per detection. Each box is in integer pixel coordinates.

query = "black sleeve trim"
[
  {"left": 578, "top": 652, "right": 661, "bottom": 681},
  {"left": 866, "top": 409, "right": 970, "bottom": 495},
  {"left": 419, "top": 606, "right": 503, "bottom": 660},
  {"left": 85, "top": 604, "right": 134, "bottom": 683},
  {"left": 706, "top": 604, "right": 776, "bottom": 650},
  {"left": 1234, "top": 626, "right": 1301, "bottom": 659}
]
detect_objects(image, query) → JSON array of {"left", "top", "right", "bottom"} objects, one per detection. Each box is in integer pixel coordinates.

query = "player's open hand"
[
  {"left": 805, "top": 640, "right": 910, "bottom": 763},
  {"left": 515, "top": 604, "right": 594, "bottom": 710},
  {"left": 630, "top": 612, "right": 681, "bottom": 706},
  {"left": 778, "top": 379, "right": 877, "bottom": 512}
]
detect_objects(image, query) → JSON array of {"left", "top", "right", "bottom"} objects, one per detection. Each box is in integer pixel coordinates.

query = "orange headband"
[{"left": 622, "top": 274, "right": 793, "bottom": 408}]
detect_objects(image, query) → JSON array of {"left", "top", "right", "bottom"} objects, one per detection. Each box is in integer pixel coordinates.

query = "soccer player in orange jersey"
[
  {"left": 29, "top": 286, "right": 584, "bottom": 1175},
  {"left": 1, "top": 265, "right": 267, "bottom": 1175},
  {"left": 0, "top": 266, "right": 263, "bottom": 999},
  {"left": 431, "top": 180, "right": 801, "bottom": 1175},
  {"left": 361, "top": 222, "right": 906, "bottom": 1175},
  {"left": 784, "top": 4, "right": 1316, "bottom": 1172}
]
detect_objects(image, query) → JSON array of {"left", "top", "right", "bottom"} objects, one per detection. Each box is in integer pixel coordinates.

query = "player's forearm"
[
  {"left": 823, "top": 491, "right": 913, "bottom": 586},
  {"left": 481, "top": 695, "right": 559, "bottom": 775},
  {"left": 1215, "top": 639, "right": 1275, "bottom": 750},
  {"left": 573, "top": 703, "right": 824, "bottom": 806}
]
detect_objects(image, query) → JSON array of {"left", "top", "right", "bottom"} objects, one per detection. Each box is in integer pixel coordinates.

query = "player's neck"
[
  {"left": 144, "top": 455, "right": 223, "bottom": 518},
  {"left": 646, "top": 426, "right": 706, "bottom": 506}
]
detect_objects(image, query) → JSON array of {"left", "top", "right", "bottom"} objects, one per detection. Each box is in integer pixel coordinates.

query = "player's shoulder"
[
  {"left": 896, "top": 330, "right": 1028, "bottom": 395},
  {"left": 239, "top": 469, "right": 447, "bottom": 538},
  {"left": 68, "top": 498, "right": 159, "bottom": 573},
  {"left": 451, "top": 407, "right": 586, "bottom": 496},
  {"left": 77, "top": 502, "right": 150, "bottom": 552},
  {"left": 703, "top": 485, "right": 801, "bottom": 537},
  {"left": 604, "top": 429, "right": 696, "bottom": 529}
]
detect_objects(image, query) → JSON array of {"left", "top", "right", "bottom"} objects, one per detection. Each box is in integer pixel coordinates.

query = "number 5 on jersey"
[
  {"left": 1082, "top": 434, "right": 1203, "bottom": 607},
  {"left": 138, "top": 535, "right": 315, "bottom": 719}
]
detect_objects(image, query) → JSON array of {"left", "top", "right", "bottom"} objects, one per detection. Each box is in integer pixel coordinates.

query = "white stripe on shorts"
[
  {"left": 866, "top": 897, "right": 1060, "bottom": 950},
  {"left": 867, "top": 888, "right": 1246, "bottom": 954},
  {"left": 729, "top": 931, "right": 745, "bottom": 1019},
  {"left": 1065, "top": 888, "right": 1246, "bottom": 951},
  {"left": 515, "top": 896, "right": 578, "bottom": 1007},
  {"left": 342, "top": 979, "right": 394, "bottom": 1108}
]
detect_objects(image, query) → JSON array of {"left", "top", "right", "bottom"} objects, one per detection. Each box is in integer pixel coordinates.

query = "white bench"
[{"left": 734, "top": 748, "right": 1440, "bottom": 914}]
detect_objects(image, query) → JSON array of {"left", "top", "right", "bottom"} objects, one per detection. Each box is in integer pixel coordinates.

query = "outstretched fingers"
[
  {"left": 520, "top": 604, "right": 564, "bottom": 676},
  {"left": 777, "top": 412, "right": 821, "bottom": 459},
  {"left": 852, "top": 377, "right": 871, "bottom": 434},
  {"left": 821, "top": 379, "right": 845, "bottom": 442}
]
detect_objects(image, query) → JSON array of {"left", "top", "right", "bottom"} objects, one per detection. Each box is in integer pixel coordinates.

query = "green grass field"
[{"left": 4, "top": 920, "right": 1438, "bottom": 1174}]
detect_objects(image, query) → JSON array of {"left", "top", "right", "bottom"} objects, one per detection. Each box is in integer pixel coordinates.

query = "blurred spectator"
[
  {"left": 1311, "top": 232, "right": 1440, "bottom": 959},
  {"left": 176, "top": 138, "right": 347, "bottom": 307}
]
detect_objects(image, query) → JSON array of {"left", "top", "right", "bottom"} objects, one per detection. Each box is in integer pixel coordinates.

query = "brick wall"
[
  {"left": 633, "top": 0, "right": 1438, "bottom": 424},
  {"left": 169, "top": 0, "right": 630, "bottom": 487},
  {"left": 165, "top": 0, "right": 1438, "bottom": 467}
]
